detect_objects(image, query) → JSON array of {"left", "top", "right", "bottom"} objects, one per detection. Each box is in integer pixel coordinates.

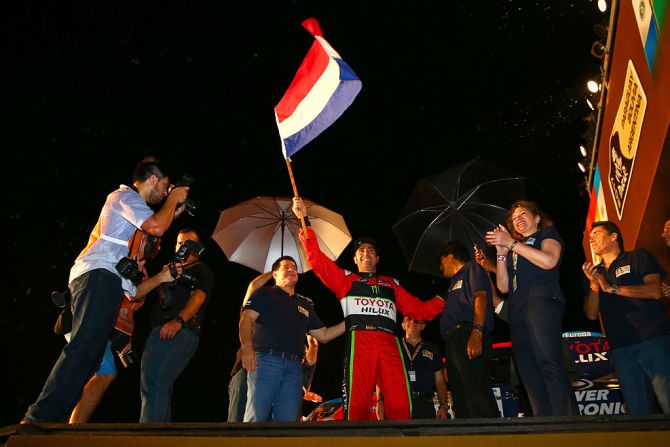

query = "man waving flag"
[{"left": 275, "top": 18, "right": 362, "bottom": 160}]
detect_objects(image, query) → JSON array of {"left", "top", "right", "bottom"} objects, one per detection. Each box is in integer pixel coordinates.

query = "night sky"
[{"left": 3, "top": 2, "right": 608, "bottom": 425}]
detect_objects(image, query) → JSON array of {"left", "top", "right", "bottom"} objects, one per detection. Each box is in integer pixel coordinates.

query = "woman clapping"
[{"left": 486, "top": 200, "right": 578, "bottom": 416}]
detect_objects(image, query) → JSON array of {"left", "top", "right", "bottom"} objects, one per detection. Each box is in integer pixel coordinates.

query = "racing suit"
[{"left": 300, "top": 227, "right": 444, "bottom": 420}]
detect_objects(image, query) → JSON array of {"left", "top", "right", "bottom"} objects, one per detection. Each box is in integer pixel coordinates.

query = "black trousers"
[
  {"left": 411, "top": 396, "right": 436, "bottom": 419},
  {"left": 444, "top": 323, "right": 499, "bottom": 418}
]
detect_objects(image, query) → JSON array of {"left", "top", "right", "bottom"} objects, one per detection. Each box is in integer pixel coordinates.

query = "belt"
[
  {"left": 450, "top": 321, "right": 472, "bottom": 333},
  {"left": 257, "top": 349, "right": 303, "bottom": 362}
]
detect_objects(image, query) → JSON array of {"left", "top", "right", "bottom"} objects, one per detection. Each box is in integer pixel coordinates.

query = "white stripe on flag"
[
  {"left": 277, "top": 56, "right": 341, "bottom": 139},
  {"left": 633, "top": 0, "right": 653, "bottom": 45}
]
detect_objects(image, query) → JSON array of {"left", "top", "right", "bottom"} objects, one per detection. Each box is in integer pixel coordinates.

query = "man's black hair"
[
  {"left": 592, "top": 221, "right": 624, "bottom": 250},
  {"left": 178, "top": 227, "right": 201, "bottom": 242},
  {"left": 133, "top": 156, "right": 169, "bottom": 183},
  {"left": 440, "top": 240, "right": 471, "bottom": 263},
  {"left": 272, "top": 256, "right": 297, "bottom": 272}
]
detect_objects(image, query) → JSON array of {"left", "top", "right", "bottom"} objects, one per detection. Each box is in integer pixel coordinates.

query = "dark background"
[{"left": 2, "top": 1, "right": 607, "bottom": 425}]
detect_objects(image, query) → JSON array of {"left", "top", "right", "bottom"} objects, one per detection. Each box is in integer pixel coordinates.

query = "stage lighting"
[
  {"left": 578, "top": 161, "right": 587, "bottom": 173},
  {"left": 586, "top": 98, "right": 595, "bottom": 111},
  {"left": 598, "top": 0, "right": 607, "bottom": 13},
  {"left": 580, "top": 145, "right": 588, "bottom": 157},
  {"left": 587, "top": 80, "right": 600, "bottom": 93},
  {"left": 591, "top": 41, "right": 607, "bottom": 59}
]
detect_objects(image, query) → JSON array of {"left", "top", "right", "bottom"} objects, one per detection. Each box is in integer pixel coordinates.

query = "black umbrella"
[{"left": 392, "top": 158, "right": 525, "bottom": 277}]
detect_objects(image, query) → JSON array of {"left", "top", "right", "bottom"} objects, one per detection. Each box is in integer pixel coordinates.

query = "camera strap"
[
  {"left": 100, "top": 234, "right": 131, "bottom": 246},
  {"left": 127, "top": 230, "right": 144, "bottom": 262}
]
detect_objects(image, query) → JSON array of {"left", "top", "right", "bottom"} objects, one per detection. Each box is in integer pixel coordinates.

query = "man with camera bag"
[
  {"left": 140, "top": 228, "right": 215, "bottom": 422},
  {"left": 69, "top": 232, "right": 183, "bottom": 423},
  {"left": 22, "top": 157, "right": 188, "bottom": 425}
]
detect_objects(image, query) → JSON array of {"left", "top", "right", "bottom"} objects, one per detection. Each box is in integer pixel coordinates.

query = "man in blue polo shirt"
[
  {"left": 239, "top": 255, "right": 344, "bottom": 422},
  {"left": 583, "top": 220, "right": 670, "bottom": 415},
  {"left": 438, "top": 241, "right": 499, "bottom": 418}
]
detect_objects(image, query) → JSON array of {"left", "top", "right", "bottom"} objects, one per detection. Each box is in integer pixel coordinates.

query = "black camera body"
[
  {"left": 115, "top": 257, "right": 144, "bottom": 285},
  {"left": 172, "top": 173, "right": 198, "bottom": 216},
  {"left": 167, "top": 239, "right": 205, "bottom": 289}
]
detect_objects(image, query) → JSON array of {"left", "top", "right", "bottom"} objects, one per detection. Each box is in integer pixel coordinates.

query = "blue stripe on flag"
[{"left": 645, "top": 15, "right": 659, "bottom": 72}]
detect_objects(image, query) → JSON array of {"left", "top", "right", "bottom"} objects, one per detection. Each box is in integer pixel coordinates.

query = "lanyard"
[{"left": 402, "top": 339, "right": 423, "bottom": 365}]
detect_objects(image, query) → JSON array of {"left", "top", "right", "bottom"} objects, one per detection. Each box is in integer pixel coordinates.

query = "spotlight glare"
[
  {"left": 580, "top": 145, "right": 588, "bottom": 157},
  {"left": 598, "top": 0, "right": 607, "bottom": 13},
  {"left": 586, "top": 98, "right": 595, "bottom": 110},
  {"left": 587, "top": 80, "right": 600, "bottom": 93},
  {"left": 578, "top": 162, "right": 587, "bottom": 173}
]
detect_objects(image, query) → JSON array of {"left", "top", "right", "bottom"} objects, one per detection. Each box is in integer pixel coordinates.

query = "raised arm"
[
  {"left": 141, "top": 186, "right": 189, "bottom": 236},
  {"left": 485, "top": 226, "right": 511, "bottom": 293},
  {"left": 394, "top": 284, "right": 445, "bottom": 322},
  {"left": 582, "top": 262, "right": 601, "bottom": 320},
  {"left": 486, "top": 224, "right": 561, "bottom": 271}
]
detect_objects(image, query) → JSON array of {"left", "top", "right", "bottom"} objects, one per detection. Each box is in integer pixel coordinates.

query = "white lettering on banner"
[
  {"left": 341, "top": 296, "right": 397, "bottom": 321},
  {"left": 579, "top": 402, "right": 624, "bottom": 415},
  {"left": 575, "top": 389, "right": 626, "bottom": 415},
  {"left": 576, "top": 352, "right": 609, "bottom": 363}
]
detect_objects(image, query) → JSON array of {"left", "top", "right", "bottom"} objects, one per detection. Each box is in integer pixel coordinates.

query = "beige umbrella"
[{"left": 212, "top": 196, "right": 351, "bottom": 273}]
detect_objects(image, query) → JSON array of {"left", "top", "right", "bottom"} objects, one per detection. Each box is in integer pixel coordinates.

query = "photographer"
[
  {"left": 69, "top": 232, "right": 183, "bottom": 423},
  {"left": 140, "top": 228, "right": 215, "bottom": 423},
  {"left": 23, "top": 157, "right": 188, "bottom": 425}
]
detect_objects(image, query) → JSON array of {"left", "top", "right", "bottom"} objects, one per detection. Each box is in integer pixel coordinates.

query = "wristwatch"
[
  {"left": 472, "top": 324, "right": 484, "bottom": 333},
  {"left": 175, "top": 315, "right": 186, "bottom": 326},
  {"left": 610, "top": 283, "right": 618, "bottom": 294}
]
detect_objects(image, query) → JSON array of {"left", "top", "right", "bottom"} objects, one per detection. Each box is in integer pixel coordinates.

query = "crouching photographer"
[
  {"left": 63, "top": 231, "right": 182, "bottom": 423},
  {"left": 140, "top": 228, "right": 215, "bottom": 423}
]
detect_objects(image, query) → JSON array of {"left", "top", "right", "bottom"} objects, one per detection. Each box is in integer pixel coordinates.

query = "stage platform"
[{"left": 2, "top": 415, "right": 670, "bottom": 447}]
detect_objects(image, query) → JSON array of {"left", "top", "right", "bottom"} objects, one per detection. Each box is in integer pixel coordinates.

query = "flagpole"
[{"left": 285, "top": 159, "right": 309, "bottom": 239}]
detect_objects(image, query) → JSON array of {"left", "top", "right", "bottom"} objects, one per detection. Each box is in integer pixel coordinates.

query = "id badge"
[{"left": 408, "top": 370, "right": 416, "bottom": 382}]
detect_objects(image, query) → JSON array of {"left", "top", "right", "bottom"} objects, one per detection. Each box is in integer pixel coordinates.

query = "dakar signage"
[{"left": 608, "top": 60, "right": 647, "bottom": 219}]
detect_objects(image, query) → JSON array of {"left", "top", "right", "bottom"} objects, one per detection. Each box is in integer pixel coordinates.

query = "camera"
[
  {"left": 172, "top": 173, "right": 198, "bottom": 216},
  {"left": 159, "top": 239, "right": 205, "bottom": 309},
  {"left": 115, "top": 257, "right": 144, "bottom": 286},
  {"left": 167, "top": 239, "right": 205, "bottom": 289}
]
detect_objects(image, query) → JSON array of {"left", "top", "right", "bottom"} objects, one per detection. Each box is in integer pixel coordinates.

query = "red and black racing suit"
[{"left": 300, "top": 228, "right": 444, "bottom": 420}]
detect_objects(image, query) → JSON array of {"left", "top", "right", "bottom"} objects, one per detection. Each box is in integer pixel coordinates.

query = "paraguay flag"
[
  {"left": 274, "top": 18, "right": 362, "bottom": 160},
  {"left": 585, "top": 165, "right": 609, "bottom": 263}
]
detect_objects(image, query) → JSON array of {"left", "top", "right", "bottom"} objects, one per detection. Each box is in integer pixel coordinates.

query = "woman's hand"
[{"left": 485, "top": 225, "right": 514, "bottom": 254}]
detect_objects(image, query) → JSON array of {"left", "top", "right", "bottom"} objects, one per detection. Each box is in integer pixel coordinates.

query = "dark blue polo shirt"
[
  {"left": 438, "top": 262, "right": 494, "bottom": 338},
  {"left": 507, "top": 226, "right": 564, "bottom": 305},
  {"left": 597, "top": 249, "right": 668, "bottom": 349},
  {"left": 400, "top": 339, "right": 443, "bottom": 395},
  {"left": 243, "top": 286, "right": 324, "bottom": 356}
]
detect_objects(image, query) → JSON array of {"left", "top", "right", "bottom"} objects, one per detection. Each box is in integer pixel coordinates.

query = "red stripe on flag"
[
  {"left": 585, "top": 186, "right": 597, "bottom": 231},
  {"left": 301, "top": 18, "right": 323, "bottom": 37},
  {"left": 275, "top": 40, "right": 330, "bottom": 122}
]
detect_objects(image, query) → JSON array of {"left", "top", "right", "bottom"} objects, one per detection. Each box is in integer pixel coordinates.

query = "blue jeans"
[
  {"left": 227, "top": 368, "right": 248, "bottom": 422},
  {"left": 140, "top": 325, "right": 199, "bottom": 422},
  {"left": 243, "top": 351, "right": 303, "bottom": 422},
  {"left": 611, "top": 334, "right": 670, "bottom": 415},
  {"left": 510, "top": 294, "right": 578, "bottom": 416},
  {"left": 24, "top": 269, "right": 123, "bottom": 423}
]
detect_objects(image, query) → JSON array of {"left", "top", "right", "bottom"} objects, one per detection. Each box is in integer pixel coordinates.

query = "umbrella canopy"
[
  {"left": 392, "top": 158, "right": 525, "bottom": 277},
  {"left": 212, "top": 196, "right": 352, "bottom": 273}
]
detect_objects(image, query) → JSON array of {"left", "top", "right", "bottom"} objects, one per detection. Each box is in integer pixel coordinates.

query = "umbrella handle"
[{"left": 285, "top": 159, "right": 309, "bottom": 239}]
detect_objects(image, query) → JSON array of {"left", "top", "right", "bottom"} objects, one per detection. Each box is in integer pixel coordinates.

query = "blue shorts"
[{"left": 95, "top": 340, "right": 117, "bottom": 376}]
